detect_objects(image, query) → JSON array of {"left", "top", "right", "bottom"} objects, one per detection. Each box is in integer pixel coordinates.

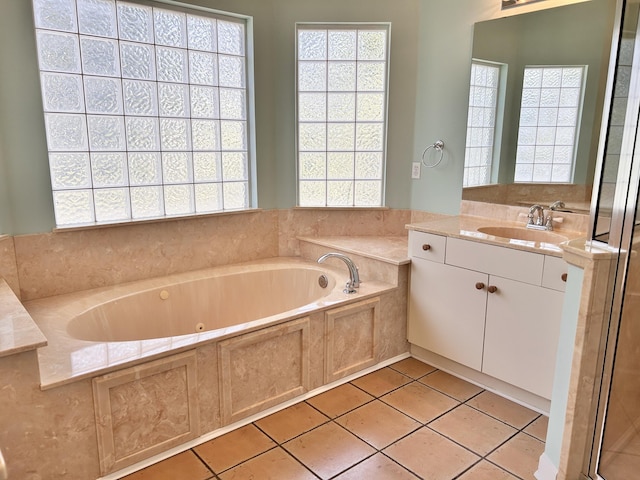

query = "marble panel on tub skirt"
[
  {"left": 218, "top": 317, "right": 310, "bottom": 424},
  {"left": 93, "top": 350, "right": 199, "bottom": 475},
  {"left": 325, "top": 297, "right": 379, "bottom": 383}
]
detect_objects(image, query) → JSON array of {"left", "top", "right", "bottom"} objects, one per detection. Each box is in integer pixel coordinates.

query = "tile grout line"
[
  {"left": 250, "top": 420, "right": 323, "bottom": 479},
  {"left": 133, "top": 361, "right": 546, "bottom": 480}
]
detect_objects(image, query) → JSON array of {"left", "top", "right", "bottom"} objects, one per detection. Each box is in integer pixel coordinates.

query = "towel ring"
[{"left": 421, "top": 140, "right": 445, "bottom": 168}]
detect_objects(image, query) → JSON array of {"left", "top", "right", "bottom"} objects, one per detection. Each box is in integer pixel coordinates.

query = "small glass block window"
[
  {"left": 33, "top": 0, "right": 252, "bottom": 227},
  {"left": 464, "top": 61, "right": 502, "bottom": 188},
  {"left": 514, "top": 66, "right": 586, "bottom": 183},
  {"left": 296, "top": 24, "right": 389, "bottom": 207}
]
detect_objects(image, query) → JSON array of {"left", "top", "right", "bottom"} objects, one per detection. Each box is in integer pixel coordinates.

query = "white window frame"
[
  {"left": 295, "top": 23, "right": 390, "bottom": 208},
  {"left": 33, "top": 0, "right": 256, "bottom": 228}
]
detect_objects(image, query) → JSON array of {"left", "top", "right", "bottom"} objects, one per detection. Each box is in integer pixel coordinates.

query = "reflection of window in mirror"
[
  {"left": 514, "top": 65, "right": 586, "bottom": 183},
  {"left": 463, "top": 60, "right": 505, "bottom": 187}
]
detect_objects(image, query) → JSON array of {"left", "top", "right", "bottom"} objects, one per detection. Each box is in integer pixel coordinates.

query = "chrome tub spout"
[{"left": 317, "top": 253, "right": 360, "bottom": 294}]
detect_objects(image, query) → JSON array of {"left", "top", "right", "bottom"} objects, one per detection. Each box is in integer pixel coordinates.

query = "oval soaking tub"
[
  {"left": 25, "top": 257, "right": 394, "bottom": 389},
  {"left": 67, "top": 264, "right": 337, "bottom": 342}
]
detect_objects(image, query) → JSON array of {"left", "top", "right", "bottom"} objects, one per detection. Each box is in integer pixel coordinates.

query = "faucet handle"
[
  {"left": 545, "top": 214, "right": 554, "bottom": 231},
  {"left": 343, "top": 281, "right": 357, "bottom": 294}
]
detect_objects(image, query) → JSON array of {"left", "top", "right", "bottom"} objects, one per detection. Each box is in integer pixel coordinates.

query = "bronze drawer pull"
[
  {"left": 475, "top": 282, "right": 485, "bottom": 290},
  {"left": 422, "top": 244, "right": 431, "bottom": 251},
  {"left": 488, "top": 285, "right": 498, "bottom": 294}
]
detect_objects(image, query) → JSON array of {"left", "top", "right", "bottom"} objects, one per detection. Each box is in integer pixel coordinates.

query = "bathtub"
[{"left": 25, "top": 257, "right": 394, "bottom": 389}]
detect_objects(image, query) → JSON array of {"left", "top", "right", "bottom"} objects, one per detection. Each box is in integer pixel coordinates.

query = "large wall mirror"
[{"left": 462, "top": 0, "right": 616, "bottom": 213}]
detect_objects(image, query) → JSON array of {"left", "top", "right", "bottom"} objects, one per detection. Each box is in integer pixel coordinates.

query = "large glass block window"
[
  {"left": 464, "top": 61, "right": 502, "bottom": 187},
  {"left": 514, "top": 66, "right": 586, "bottom": 183},
  {"left": 296, "top": 25, "right": 389, "bottom": 207},
  {"left": 33, "top": 0, "right": 251, "bottom": 227}
]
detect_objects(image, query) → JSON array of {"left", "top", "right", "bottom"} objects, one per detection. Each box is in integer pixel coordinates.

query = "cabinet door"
[
  {"left": 483, "top": 276, "right": 564, "bottom": 399},
  {"left": 408, "top": 258, "right": 487, "bottom": 370}
]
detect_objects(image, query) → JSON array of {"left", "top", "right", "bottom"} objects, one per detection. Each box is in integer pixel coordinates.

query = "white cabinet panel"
[
  {"left": 482, "top": 276, "right": 564, "bottom": 399},
  {"left": 408, "top": 230, "right": 446, "bottom": 263},
  {"left": 446, "top": 237, "right": 544, "bottom": 285},
  {"left": 408, "top": 258, "right": 487, "bottom": 370},
  {"left": 542, "top": 255, "right": 569, "bottom": 292}
]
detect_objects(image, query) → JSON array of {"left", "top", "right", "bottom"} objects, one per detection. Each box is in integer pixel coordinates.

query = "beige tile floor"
[{"left": 122, "top": 358, "right": 547, "bottom": 480}]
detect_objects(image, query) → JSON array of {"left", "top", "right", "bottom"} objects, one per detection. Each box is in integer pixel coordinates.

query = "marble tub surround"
[
  {"left": 0, "top": 235, "right": 19, "bottom": 297},
  {"left": 410, "top": 209, "right": 452, "bottom": 224},
  {"left": 25, "top": 258, "right": 398, "bottom": 389},
  {"left": 297, "top": 237, "right": 411, "bottom": 362},
  {"left": 0, "top": 350, "right": 100, "bottom": 480},
  {"left": 278, "top": 208, "right": 412, "bottom": 257},
  {"left": 0, "top": 279, "right": 46, "bottom": 358},
  {"left": 298, "top": 236, "right": 409, "bottom": 287},
  {"left": 298, "top": 236, "right": 410, "bottom": 265},
  {"left": 13, "top": 209, "right": 280, "bottom": 301},
  {"left": 4, "top": 208, "right": 415, "bottom": 302}
]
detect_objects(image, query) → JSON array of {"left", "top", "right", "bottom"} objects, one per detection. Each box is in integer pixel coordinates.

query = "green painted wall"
[
  {"left": 410, "top": 0, "right": 493, "bottom": 214},
  {"left": 0, "top": 0, "right": 614, "bottom": 234},
  {"left": 0, "top": 0, "right": 421, "bottom": 234},
  {"left": 0, "top": 0, "right": 56, "bottom": 234}
]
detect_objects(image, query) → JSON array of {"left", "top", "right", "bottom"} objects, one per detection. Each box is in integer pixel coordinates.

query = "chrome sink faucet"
[
  {"left": 528, "top": 204, "right": 545, "bottom": 226},
  {"left": 526, "top": 204, "right": 553, "bottom": 231},
  {"left": 317, "top": 252, "right": 360, "bottom": 294}
]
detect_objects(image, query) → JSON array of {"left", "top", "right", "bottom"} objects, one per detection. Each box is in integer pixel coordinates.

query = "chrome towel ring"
[{"left": 421, "top": 140, "right": 445, "bottom": 168}]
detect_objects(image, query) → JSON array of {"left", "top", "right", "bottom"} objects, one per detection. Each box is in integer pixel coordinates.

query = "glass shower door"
[{"left": 597, "top": 212, "right": 640, "bottom": 479}]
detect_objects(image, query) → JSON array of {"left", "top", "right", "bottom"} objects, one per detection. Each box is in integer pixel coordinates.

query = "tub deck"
[{"left": 24, "top": 257, "right": 398, "bottom": 389}]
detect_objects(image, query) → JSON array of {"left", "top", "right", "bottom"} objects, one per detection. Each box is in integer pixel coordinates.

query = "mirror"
[{"left": 462, "top": 0, "right": 616, "bottom": 213}]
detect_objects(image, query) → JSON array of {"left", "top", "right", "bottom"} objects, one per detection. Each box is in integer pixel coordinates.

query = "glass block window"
[
  {"left": 464, "top": 61, "right": 502, "bottom": 187},
  {"left": 33, "top": 0, "right": 251, "bottom": 227},
  {"left": 514, "top": 66, "right": 586, "bottom": 183},
  {"left": 296, "top": 24, "right": 389, "bottom": 207}
]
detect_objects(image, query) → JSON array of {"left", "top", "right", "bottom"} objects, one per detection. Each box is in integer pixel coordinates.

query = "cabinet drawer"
[
  {"left": 446, "top": 237, "right": 544, "bottom": 285},
  {"left": 409, "top": 230, "right": 446, "bottom": 263},
  {"left": 542, "top": 255, "right": 568, "bottom": 292}
]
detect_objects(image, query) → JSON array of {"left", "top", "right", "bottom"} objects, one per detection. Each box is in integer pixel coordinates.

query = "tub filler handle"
[{"left": 317, "top": 252, "right": 360, "bottom": 294}]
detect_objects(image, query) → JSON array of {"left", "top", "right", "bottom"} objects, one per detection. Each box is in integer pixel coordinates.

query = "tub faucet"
[{"left": 317, "top": 252, "right": 360, "bottom": 294}]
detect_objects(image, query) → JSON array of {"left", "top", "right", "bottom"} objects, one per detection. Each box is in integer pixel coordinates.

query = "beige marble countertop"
[
  {"left": 297, "top": 236, "right": 410, "bottom": 265},
  {"left": 0, "top": 279, "right": 47, "bottom": 358},
  {"left": 406, "top": 215, "right": 586, "bottom": 257}
]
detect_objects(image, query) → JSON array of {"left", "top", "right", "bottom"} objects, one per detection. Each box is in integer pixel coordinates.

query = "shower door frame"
[{"left": 585, "top": 0, "right": 640, "bottom": 477}]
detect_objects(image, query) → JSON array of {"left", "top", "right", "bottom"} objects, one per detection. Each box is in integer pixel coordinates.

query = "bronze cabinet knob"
[
  {"left": 475, "top": 282, "right": 485, "bottom": 290},
  {"left": 422, "top": 244, "right": 431, "bottom": 251},
  {"left": 487, "top": 285, "right": 498, "bottom": 294},
  {"left": 561, "top": 273, "right": 568, "bottom": 282}
]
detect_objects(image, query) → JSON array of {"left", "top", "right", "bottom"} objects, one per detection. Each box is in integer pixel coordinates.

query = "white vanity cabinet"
[
  {"left": 408, "top": 257, "right": 487, "bottom": 370},
  {"left": 408, "top": 230, "right": 567, "bottom": 399}
]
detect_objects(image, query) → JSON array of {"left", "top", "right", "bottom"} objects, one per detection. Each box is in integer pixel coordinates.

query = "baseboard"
[
  {"left": 410, "top": 344, "right": 551, "bottom": 414},
  {"left": 535, "top": 452, "right": 558, "bottom": 480}
]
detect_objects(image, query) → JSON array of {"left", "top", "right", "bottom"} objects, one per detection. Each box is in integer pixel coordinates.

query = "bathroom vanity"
[{"left": 406, "top": 210, "right": 584, "bottom": 408}]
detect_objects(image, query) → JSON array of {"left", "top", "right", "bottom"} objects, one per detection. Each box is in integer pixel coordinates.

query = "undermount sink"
[{"left": 477, "top": 226, "right": 569, "bottom": 244}]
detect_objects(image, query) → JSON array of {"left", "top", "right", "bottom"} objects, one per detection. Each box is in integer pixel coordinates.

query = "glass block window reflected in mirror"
[
  {"left": 296, "top": 24, "right": 389, "bottom": 207},
  {"left": 33, "top": 0, "right": 252, "bottom": 227},
  {"left": 514, "top": 65, "right": 586, "bottom": 183},
  {"left": 464, "top": 61, "right": 502, "bottom": 187}
]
